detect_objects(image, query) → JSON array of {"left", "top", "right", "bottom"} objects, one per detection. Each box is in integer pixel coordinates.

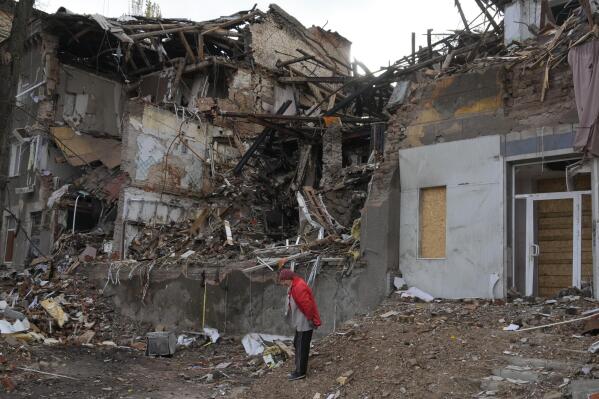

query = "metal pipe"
[{"left": 72, "top": 195, "right": 81, "bottom": 235}]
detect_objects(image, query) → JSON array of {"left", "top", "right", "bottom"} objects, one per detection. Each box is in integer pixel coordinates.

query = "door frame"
[{"left": 516, "top": 190, "right": 591, "bottom": 296}]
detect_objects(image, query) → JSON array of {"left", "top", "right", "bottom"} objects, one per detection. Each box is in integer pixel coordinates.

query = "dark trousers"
[{"left": 293, "top": 329, "right": 313, "bottom": 375}]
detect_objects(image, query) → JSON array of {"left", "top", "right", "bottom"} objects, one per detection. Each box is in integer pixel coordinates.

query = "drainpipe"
[{"left": 72, "top": 194, "right": 81, "bottom": 235}]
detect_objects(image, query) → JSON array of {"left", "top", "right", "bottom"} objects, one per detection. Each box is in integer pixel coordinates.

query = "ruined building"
[
  {"left": 3, "top": 0, "right": 599, "bottom": 337},
  {"left": 370, "top": 0, "right": 599, "bottom": 300},
  {"left": 0, "top": 2, "right": 386, "bottom": 334}
]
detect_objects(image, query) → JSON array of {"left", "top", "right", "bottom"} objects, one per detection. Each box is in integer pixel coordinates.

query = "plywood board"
[
  {"left": 51, "top": 127, "right": 121, "bottom": 169},
  {"left": 419, "top": 186, "right": 446, "bottom": 259},
  {"left": 538, "top": 198, "right": 572, "bottom": 296}
]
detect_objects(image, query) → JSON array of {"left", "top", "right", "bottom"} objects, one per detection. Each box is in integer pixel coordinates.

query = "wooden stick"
[
  {"left": 516, "top": 313, "right": 598, "bottom": 332},
  {"left": 17, "top": 367, "right": 78, "bottom": 380}
]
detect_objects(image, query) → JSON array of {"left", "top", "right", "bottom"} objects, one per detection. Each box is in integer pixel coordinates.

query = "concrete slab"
[
  {"left": 492, "top": 367, "right": 539, "bottom": 382},
  {"left": 570, "top": 379, "right": 599, "bottom": 399}
]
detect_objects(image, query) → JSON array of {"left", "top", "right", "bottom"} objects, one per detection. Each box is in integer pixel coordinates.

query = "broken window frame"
[
  {"left": 417, "top": 186, "right": 447, "bottom": 260},
  {"left": 3, "top": 215, "right": 17, "bottom": 263},
  {"left": 8, "top": 142, "right": 23, "bottom": 177}
]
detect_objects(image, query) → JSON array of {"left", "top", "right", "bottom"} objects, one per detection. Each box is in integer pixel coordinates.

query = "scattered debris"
[
  {"left": 399, "top": 287, "right": 435, "bottom": 303},
  {"left": 146, "top": 331, "right": 177, "bottom": 357}
]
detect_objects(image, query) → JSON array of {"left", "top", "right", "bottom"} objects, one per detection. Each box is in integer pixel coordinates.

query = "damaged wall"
[
  {"left": 249, "top": 7, "right": 351, "bottom": 76},
  {"left": 94, "top": 262, "right": 389, "bottom": 336},
  {"left": 122, "top": 102, "right": 209, "bottom": 194},
  {"left": 1, "top": 32, "right": 85, "bottom": 267},
  {"left": 398, "top": 135, "right": 505, "bottom": 299},
  {"left": 387, "top": 63, "right": 577, "bottom": 153},
  {"left": 55, "top": 65, "right": 124, "bottom": 137},
  {"left": 375, "top": 60, "right": 579, "bottom": 299}
]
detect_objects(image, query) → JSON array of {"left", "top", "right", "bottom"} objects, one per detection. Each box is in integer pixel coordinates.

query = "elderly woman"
[{"left": 279, "top": 269, "right": 321, "bottom": 381}]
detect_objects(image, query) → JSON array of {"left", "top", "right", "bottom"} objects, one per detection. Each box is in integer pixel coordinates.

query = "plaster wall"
[
  {"left": 504, "top": 0, "right": 542, "bottom": 45},
  {"left": 398, "top": 135, "right": 505, "bottom": 299},
  {"left": 250, "top": 13, "right": 350, "bottom": 76},
  {"left": 123, "top": 104, "right": 208, "bottom": 193},
  {"left": 94, "top": 261, "right": 388, "bottom": 336},
  {"left": 55, "top": 65, "right": 124, "bottom": 137}
]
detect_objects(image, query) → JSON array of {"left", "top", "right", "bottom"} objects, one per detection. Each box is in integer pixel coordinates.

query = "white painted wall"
[
  {"left": 398, "top": 135, "right": 505, "bottom": 299},
  {"left": 504, "top": 0, "right": 542, "bottom": 46}
]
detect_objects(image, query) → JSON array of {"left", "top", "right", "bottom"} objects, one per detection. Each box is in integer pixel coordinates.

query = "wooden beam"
[
  {"left": 295, "top": 48, "right": 342, "bottom": 75},
  {"left": 474, "top": 0, "right": 501, "bottom": 32},
  {"left": 454, "top": 0, "right": 470, "bottom": 32},
  {"left": 137, "top": 46, "right": 151, "bottom": 67},
  {"left": 218, "top": 111, "right": 381, "bottom": 124},
  {"left": 122, "top": 23, "right": 182, "bottom": 31},
  {"left": 183, "top": 58, "right": 238, "bottom": 74},
  {"left": 130, "top": 25, "right": 202, "bottom": 41},
  {"left": 276, "top": 54, "right": 316, "bottom": 68},
  {"left": 427, "top": 29, "right": 433, "bottom": 59},
  {"left": 246, "top": 117, "right": 313, "bottom": 140},
  {"left": 411, "top": 32, "right": 416, "bottom": 65},
  {"left": 201, "top": 10, "right": 260, "bottom": 36},
  {"left": 580, "top": 0, "right": 595, "bottom": 27},
  {"left": 287, "top": 66, "right": 347, "bottom": 100},
  {"left": 233, "top": 100, "right": 292, "bottom": 176},
  {"left": 278, "top": 76, "right": 351, "bottom": 84},
  {"left": 196, "top": 33, "right": 205, "bottom": 60},
  {"left": 178, "top": 31, "right": 197, "bottom": 63}
]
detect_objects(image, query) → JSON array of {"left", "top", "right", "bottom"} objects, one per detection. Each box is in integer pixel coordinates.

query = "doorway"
[
  {"left": 516, "top": 191, "right": 591, "bottom": 296},
  {"left": 512, "top": 159, "right": 593, "bottom": 297}
]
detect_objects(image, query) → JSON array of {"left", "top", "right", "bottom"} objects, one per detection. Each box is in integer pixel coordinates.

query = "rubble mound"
[{"left": 242, "top": 293, "right": 599, "bottom": 399}]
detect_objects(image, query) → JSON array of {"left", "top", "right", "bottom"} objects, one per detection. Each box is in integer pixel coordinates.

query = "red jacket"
[{"left": 289, "top": 277, "right": 321, "bottom": 328}]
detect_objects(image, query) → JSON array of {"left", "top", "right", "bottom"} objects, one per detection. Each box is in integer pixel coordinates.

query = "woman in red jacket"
[{"left": 279, "top": 268, "right": 321, "bottom": 380}]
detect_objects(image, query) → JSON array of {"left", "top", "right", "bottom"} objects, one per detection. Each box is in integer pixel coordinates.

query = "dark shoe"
[{"left": 287, "top": 372, "right": 306, "bottom": 381}]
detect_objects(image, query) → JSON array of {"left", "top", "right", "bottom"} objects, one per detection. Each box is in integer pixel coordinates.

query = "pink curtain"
[{"left": 568, "top": 40, "right": 599, "bottom": 156}]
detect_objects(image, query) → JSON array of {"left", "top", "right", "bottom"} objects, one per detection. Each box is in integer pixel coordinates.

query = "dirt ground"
[
  {"left": 243, "top": 294, "right": 599, "bottom": 399},
  {"left": 3, "top": 293, "right": 599, "bottom": 398},
  {"left": 0, "top": 336, "right": 257, "bottom": 399}
]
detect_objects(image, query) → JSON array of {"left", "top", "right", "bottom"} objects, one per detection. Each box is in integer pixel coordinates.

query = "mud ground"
[{"left": 3, "top": 293, "right": 599, "bottom": 398}]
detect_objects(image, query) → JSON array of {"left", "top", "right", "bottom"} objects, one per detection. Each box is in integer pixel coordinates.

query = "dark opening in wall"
[
  {"left": 65, "top": 197, "right": 102, "bottom": 232},
  {"left": 551, "top": 0, "right": 580, "bottom": 25},
  {"left": 342, "top": 128, "right": 371, "bottom": 167}
]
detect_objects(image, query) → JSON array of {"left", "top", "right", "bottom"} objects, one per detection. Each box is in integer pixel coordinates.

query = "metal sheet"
[{"left": 399, "top": 135, "right": 504, "bottom": 299}]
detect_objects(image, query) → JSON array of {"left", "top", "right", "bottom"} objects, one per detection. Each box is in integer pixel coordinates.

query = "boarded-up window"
[
  {"left": 419, "top": 186, "right": 446, "bottom": 258},
  {"left": 3, "top": 216, "right": 16, "bottom": 263}
]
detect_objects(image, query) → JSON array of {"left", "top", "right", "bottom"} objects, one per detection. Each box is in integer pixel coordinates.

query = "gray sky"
[{"left": 35, "top": 0, "right": 487, "bottom": 70}]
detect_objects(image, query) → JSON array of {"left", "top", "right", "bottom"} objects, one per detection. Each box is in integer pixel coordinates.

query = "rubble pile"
[
  {"left": 243, "top": 291, "right": 599, "bottom": 399},
  {"left": 48, "top": 231, "right": 112, "bottom": 275},
  {"left": 0, "top": 264, "right": 147, "bottom": 347}
]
